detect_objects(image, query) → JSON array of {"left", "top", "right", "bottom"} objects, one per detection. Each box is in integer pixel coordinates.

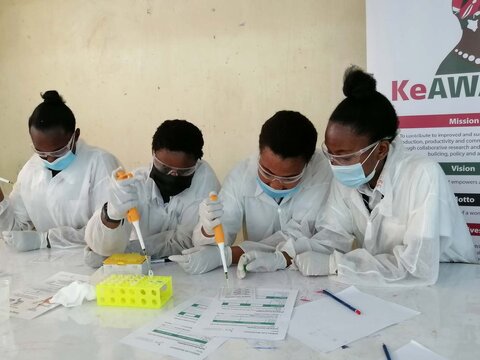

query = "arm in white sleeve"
[
  {"left": 84, "top": 208, "right": 131, "bottom": 256},
  {"left": 278, "top": 182, "right": 355, "bottom": 259},
  {"left": 47, "top": 152, "right": 121, "bottom": 249},
  {"left": 0, "top": 180, "right": 35, "bottom": 232},
  {"left": 127, "top": 201, "right": 202, "bottom": 258},
  {"left": 332, "top": 175, "right": 443, "bottom": 286}
]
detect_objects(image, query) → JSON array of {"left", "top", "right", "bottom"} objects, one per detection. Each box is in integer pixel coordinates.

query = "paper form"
[
  {"left": 29, "top": 250, "right": 76, "bottom": 263},
  {"left": 10, "top": 271, "right": 90, "bottom": 320},
  {"left": 378, "top": 341, "right": 448, "bottom": 360},
  {"left": 288, "top": 286, "right": 420, "bottom": 353},
  {"left": 194, "top": 287, "right": 297, "bottom": 341},
  {"left": 121, "top": 297, "right": 225, "bottom": 360}
]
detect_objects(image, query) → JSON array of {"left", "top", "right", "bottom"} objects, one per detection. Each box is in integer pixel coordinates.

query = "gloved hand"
[
  {"left": 169, "top": 245, "right": 232, "bottom": 274},
  {"left": 83, "top": 246, "right": 107, "bottom": 268},
  {"left": 2, "top": 230, "right": 48, "bottom": 252},
  {"left": 295, "top": 251, "right": 331, "bottom": 276},
  {"left": 237, "top": 250, "right": 287, "bottom": 279},
  {"left": 107, "top": 167, "right": 140, "bottom": 220},
  {"left": 196, "top": 194, "right": 223, "bottom": 241}
]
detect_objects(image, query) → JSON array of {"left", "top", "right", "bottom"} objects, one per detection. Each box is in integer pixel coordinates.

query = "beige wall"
[{"left": 0, "top": 0, "right": 366, "bottom": 190}]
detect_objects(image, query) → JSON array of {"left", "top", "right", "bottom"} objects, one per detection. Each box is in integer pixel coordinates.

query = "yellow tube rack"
[{"left": 96, "top": 274, "right": 172, "bottom": 309}]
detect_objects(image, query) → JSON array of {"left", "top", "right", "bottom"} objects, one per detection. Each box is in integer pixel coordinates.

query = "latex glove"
[
  {"left": 2, "top": 230, "right": 48, "bottom": 252},
  {"left": 169, "top": 245, "right": 232, "bottom": 275},
  {"left": 107, "top": 167, "right": 140, "bottom": 220},
  {"left": 197, "top": 195, "right": 223, "bottom": 240},
  {"left": 83, "top": 246, "right": 107, "bottom": 268},
  {"left": 295, "top": 251, "right": 331, "bottom": 276},
  {"left": 237, "top": 250, "right": 287, "bottom": 279}
]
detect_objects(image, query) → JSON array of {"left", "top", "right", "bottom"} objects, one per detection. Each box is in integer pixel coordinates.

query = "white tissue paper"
[{"left": 50, "top": 281, "right": 96, "bottom": 307}]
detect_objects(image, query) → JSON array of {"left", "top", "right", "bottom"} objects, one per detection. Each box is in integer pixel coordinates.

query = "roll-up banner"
[{"left": 366, "top": 0, "right": 480, "bottom": 259}]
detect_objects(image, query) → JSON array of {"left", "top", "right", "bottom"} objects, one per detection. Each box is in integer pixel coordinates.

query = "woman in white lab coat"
[
  {"left": 169, "top": 111, "right": 337, "bottom": 277},
  {"left": 295, "top": 67, "right": 477, "bottom": 286},
  {"left": 0, "top": 91, "right": 120, "bottom": 251},
  {"left": 83, "top": 120, "right": 220, "bottom": 267}
]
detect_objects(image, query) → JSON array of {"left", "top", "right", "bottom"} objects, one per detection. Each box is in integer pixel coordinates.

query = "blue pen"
[
  {"left": 382, "top": 343, "right": 392, "bottom": 360},
  {"left": 322, "top": 289, "right": 362, "bottom": 315}
]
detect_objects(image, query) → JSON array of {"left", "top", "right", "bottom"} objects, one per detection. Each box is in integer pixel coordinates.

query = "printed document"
[
  {"left": 10, "top": 271, "right": 90, "bottom": 320},
  {"left": 194, "top": 287, "right": 297, "bottom": 341},
  {"left": 121, "top": 297, "right": 225, "bottom": 360}
]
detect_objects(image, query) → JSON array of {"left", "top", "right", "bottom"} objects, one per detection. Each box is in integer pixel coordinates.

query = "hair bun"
[
  {"left": 41, "top": 90, "right": 65, "bottom": 104},
  {"left": 342, "top": 66, "right": 377, "bottom": 99}
]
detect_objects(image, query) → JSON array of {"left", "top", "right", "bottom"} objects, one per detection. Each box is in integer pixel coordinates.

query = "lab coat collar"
[{"left": 366, "top": 137, "right": 404, "bottom": 217}]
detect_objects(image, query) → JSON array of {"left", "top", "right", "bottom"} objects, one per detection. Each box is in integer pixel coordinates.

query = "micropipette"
[
  {"left": 209, "top": 191, "right": 229, "bottom": 280},
  {"left": 0, "top": 177, "right": 14, "bottom": 185},
  {"left": 116, "top": 170, "right": 153, "bottom": 276}
]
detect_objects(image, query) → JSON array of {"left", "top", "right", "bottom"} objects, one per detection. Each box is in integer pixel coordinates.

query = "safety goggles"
[
  {"left": 152, "top": 154, "right": 197, "bottom": 176},
  {"left": 321, "top": 140, "right": 382, "bottom": 166},
  {"left": 32, "top": 132, "right": 76, "bottom": 158},
  {"left": 257, "top": 162, "right": 305, "bottom": 185}
]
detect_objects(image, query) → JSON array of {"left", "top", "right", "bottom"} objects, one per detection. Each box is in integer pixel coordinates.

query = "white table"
[{"left": 1, "top": 243, "right": 479, "bottom": 360}]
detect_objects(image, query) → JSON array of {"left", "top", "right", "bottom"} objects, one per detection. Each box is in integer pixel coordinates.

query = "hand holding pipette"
[
  {"left": 115, "top": 169, "right": 153, "bottom": 276},
  {"left": 209, "top": 191, "right": 229, "bottom": 280}
]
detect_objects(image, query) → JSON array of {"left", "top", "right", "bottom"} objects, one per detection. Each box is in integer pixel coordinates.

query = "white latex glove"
[
  {"left": 169, "top": 245, "right": 232, "bottom": 274},
  {"left": 237, "top": 250, "right": 287, "bottom": 279},
  {"left": 295, "top": 251, "right": 331, "bottom": 276},
  {"left": 2, "top": 230, "right": 48, "bottom": 252},
  {"left": 197, "top": 194, "right": 223, "bottom": 240},
  {"left": 83, "top": 246, "right": 107, "bottom": 268},
  {"left": 107, "top": 167, "right": 140, "bottom": 220}
]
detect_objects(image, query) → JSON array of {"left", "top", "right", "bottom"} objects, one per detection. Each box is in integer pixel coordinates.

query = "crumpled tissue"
[{"left": 50, "top": 281, "right": 96, "bottom": 307}]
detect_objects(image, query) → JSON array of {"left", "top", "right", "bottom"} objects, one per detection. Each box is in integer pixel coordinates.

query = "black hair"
[
  {"left": 259, "top": 110, "right": 317, "bottom": 162},
  {"left": 329, "top": 66, "right": 398, "bottom": 143},
  {"left": 152, "top": 120, "right": 204, "bottom": 159},
  {"left": 28, "top": 90, "right": 76, "bottom": 133}
]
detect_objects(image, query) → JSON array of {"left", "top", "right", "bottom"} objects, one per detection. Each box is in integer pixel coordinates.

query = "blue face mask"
[
  {"left": 330, "top": 161, "right": 380, "bottom": 188},
  {"left": 41, "top": 150, "right": 76, "bottom": 171},
  {"left": 256, "top": 176, "right": 299, "bottom": 199}
]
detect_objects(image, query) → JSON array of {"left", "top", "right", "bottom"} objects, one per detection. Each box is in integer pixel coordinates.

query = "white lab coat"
[
  {"left": 192, "top": 151, "right": 334, "bottom": 253},
  {"left": 310, "top": 137, "right": 477, "bottom": 286},
  {"left": 0, "top": 140, "right": 120, "bottom": 248},
  {"left": 84, "top": 160, "right": 220, "bottom": 264}
]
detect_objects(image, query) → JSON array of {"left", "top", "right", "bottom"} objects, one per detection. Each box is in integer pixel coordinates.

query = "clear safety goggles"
[
  {"left": 321, "top": 139, "right": 384, "bottom": 166},
  {"left": 152, "top": 154, "right": 198, "bottom": 176},
  {"left": 32, "top": 132, "right": 76, "bottom": 158},
  {"left": 257, "top": 162, "right": 306, "bottom": 185}
]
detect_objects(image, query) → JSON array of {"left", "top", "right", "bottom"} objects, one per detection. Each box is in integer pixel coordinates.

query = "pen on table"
[
  {"left": 322, "top": 289, "right": 362, "bottom": 315},
  {"left": 382, "top": 343, "right": 392, "bottom": 360},
  {"left": 0, "top": 177, "right": 14, "bottom": 185},
  {"left": 150, "top": 257, "right": 172, "bottom": 264}
]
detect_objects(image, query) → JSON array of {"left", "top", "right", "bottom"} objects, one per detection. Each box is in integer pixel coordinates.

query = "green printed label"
[
  {"left": 153, "top": 329, "right": 207, "bottom": 344},
  {"left": 265, "top": 296, "right": 288, "bottom": 299},
  {"left": 440, "top": 162, "right": 480, "bottom": 175},
  {"left": 212, "top": 320, "right": 275, "bottom": 325}
]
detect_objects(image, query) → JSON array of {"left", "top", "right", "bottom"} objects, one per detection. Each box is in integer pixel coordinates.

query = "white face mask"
[{"left": 330, "top": 143, "right": 380, "bottom": 188}]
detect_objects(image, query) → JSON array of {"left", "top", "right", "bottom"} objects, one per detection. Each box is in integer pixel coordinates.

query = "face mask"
[
  {"left": 41, "top": 150, "right": 76, "bottom": 171},
  {"left": 150, "top": 166, "right": 194, "bottom": 203},
  {"left": 330, "top": 143, "right": 380, "bottom": 188},
  {"left": 256, "top": 176, "right": 299, "bottom": 199}
]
